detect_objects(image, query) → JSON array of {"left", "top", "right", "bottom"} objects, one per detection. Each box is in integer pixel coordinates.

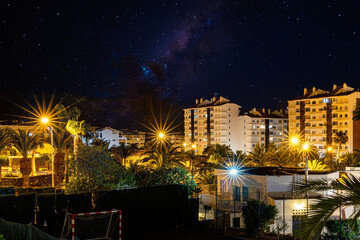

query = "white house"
[{"left": 95, "top": 127, "right": 121, "bottom": 148}]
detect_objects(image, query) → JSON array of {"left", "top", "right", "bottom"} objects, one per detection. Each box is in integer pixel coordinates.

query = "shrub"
[
  {"left": 323, "top": 219, "right": 360, "bottom": 240},
  {"left": 242, "top": 199, "right": 278, "bottom": 236}
]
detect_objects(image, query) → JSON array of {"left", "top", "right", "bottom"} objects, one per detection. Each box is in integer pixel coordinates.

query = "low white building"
[
  {"left": 95, "top": 127, "right": 121, "bottom": 148},
  {"left": 199, "top": 167, "right": 355, "bottom": 236}
]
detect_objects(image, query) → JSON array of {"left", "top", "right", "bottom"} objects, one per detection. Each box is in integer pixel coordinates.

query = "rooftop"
[
  {"left": 291, "top": 83, "right": 358, "bottom": 101},
  {"left": 186, "top": 96, "right": 241, "bottom": 109}
]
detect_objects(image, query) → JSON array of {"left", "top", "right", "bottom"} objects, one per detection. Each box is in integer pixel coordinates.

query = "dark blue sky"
[{"left": 1, "top": 0, "right": 360, "bottom": 112}]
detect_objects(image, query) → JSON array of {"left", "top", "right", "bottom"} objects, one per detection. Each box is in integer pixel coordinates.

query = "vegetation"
[
  {"left": 11, "top": 130, "right": 43, "bottom": 186},
  {"left": 242, "top": 199, "right": 278, "bottom": 236},
  {"left": 295, "top": 174, "right": 360, "bottom": 240},
  {"left": 323, "top": 219, "right": 360, "bottom": 240},
  {"left": 111, "top": 142, "right": 137, "bottom": 165}
]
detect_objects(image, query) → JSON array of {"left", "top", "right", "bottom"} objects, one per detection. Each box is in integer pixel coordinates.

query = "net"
[{"left": 61, "top": 210, "right": 122, "bottom": 240}]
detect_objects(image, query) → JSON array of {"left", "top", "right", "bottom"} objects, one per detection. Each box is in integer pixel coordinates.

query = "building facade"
[
  {"left": 95, "top": 127, "right": 121, "bottom": 148},
  {"left": 184, "top": 96, "right": 242, "bottom": 153},
  {"left": 238, "top": 108, "right": 288, "bottom": 153},
  {"left": 288, "top": 83, "right": 360, "bottom": 153},
  {"left": 119, "top": 130, "right": 146, "bottom": 147}
]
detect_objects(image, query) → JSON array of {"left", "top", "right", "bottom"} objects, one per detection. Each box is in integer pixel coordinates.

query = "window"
[
  {"left": 306, "top": 108, "right": 310, "bottom": 112},
  {"left": 345, "top": 114, "right": 348, "bottom": 118},
  {"left": 323, "top": 98, "right": 330, "bottom": 103},
  {"left": 312, "top": 101, "right": 316, "bottom": 104},
  {"left": 296, "top": 101, "right": 300, "bottom": 105},
  {"left": 296, "top": 116, "right": 300, "bottom": 120},
  {"left": 296, "top": 109, "right": 300, "bottom": 112}
]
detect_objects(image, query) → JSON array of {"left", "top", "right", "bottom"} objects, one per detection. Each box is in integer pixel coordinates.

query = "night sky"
[{"left": 1, "top": 0, "right": 360, "bottom": 127}]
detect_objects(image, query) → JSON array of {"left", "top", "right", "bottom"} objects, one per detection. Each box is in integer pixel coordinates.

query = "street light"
[
  {"left": 229, "top": 166, "right": 239, "bottom": 228},
  {"left": 291, "top": 137, "right": 299, "bottom": 145},
  {"left": 302, "top": 142, "right": 310, "bottom": 216},
  {"left": 158, "top": 132, "right": 165, "bottom": 139},
  {"left": 41, "top": 117, "right": 54, "bottom": 188}
]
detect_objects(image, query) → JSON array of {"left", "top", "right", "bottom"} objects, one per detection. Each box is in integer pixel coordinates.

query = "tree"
[
  {"left": 268, "top": 145, "right": 294, "bottom": 168},
  {"left": 295, "top": 174, "right": 360, "bottom": 240},
  {"left": 141, "top": 144, "right": 180, "bottom": 169},
  {"left": 152, "top": 166, "right": 197, "bottom": 197},
  {"left": 248, "top": 143, "right": 269, "bottom": 167},
  {"left": 333, "top": 131, "right": 348, "bottom": 161},
  {"left": 242, "top": 199, "right": 278, "bottom": 236},
  {"left": 340, "top": 151, "right": 360, "bottom": 168},
  {"left": 12, "top": 129, "right": 43, "bottom": 186},
  {"left": 66, "top": 119, "right": 86, "bottom": 161},
  {"left": 49, "top": 130, "right": 72, "bottom": 186},
  {"left": 203, "top": 144, "right": 232, "bottom": 163},
  {"left": 0, "top": 156, "right": 9, "bottom": 183},
  {"left": 111, "top": 143, "right": 137, "bottom": 166},
  {"left": 300, "top": 159, "right": 326, "bottom": 171},
  {"left": 65, "top": 145, "right": 135, "bottom": 194},
  {"left": 0, "top": 127, "right": 12, "bottom": 182}
]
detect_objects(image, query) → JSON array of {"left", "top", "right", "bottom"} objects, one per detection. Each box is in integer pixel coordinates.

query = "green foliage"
[
  {"left": 11, "top": 129, "right": 43, "bottom": 157},
  {"left": 203, "top": 144, "right": 232, "bottom": 163},
  {"left": 152, "top": 166, "right": 197, "bottom": 196},
  {"left": 64, "top": 145, "right": 136, "bottom": 194},
  {"left": 141, "top": 144, "right": 180, "bottom": 169},
  {"left": 0, "top": 127, "right": 12, "bottom": 153},
  {"left": 323, "top": 220, "right": 360, "bottom": 240},
  {"left": 242, "top": 199, "right": 278, "bottom": 236},
  {"left": 294, "top": 174, "right": 360, "bottom": 240},
  {"left": 0, "top": 234, "right": 4, "bottom": 240},
  {"left": 128, "top": 164, "right": 197, "bottom": 197},
  {"left": 0, "top": 156, "right": 9, "bottom": 167}
]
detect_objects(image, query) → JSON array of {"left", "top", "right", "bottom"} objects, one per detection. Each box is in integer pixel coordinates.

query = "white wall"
[{"left": 96, "top": 128, "right": 120, "bottom": 148}]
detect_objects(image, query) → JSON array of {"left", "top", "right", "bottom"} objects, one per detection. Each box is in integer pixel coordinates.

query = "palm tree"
[
  {"left": 66, "top": 119, "right": 86, "bottom": 160},
  {"left": 247, "top": 143, "right": 269, "bottom": 167},
  {"left": 141, "top": 144, "right": 180, "bottom": 169},
  {"left": 111, "top": 143, "right": 138, "bottom": 166},
  {"left": 12, "top": 129, "right": 43, "bottom": 186},
  {"left": 0, "top": 127, "right": 12, "bottom": 182},
  {"left": 296, "top": 174, "right": 360, "bottom": 240},
  {"left": 49, "top": 130, "right": 72, "bottom": 186},
  {"left": 340, "top": 151, "right": 360, "bottom": 168},
  {"left": 333, "top": 130, "right": 348, "bottom": 161},
  {"left": 268, "top": 145, "right": 294, "bottom": 168},
  {"left": 178, "top": 150, "right": 215, "bottom": 181},
  {"left": 203, "top": 144, "right": 232, "bottom": 163},
  {"left": 300, "top": 159, "right": 326, "bottom": 171}
]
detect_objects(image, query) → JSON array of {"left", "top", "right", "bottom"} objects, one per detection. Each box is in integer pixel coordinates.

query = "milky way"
[{"left": 1, "top": 0, "right": 360, "bottom": 112}]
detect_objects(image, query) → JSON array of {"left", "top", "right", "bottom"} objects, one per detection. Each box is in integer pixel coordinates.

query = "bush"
[
  {"left": 152, "top": 166, "right": 197, "bottom": 197},
  {"left": 242, "top": 199, "right": 278, "bottom": 236},
  {"left": 65, "top": 145, "right": 136, "bottom": 194},
  {"left": 323, "top": 219, "right": 360, "bottom": 240}
]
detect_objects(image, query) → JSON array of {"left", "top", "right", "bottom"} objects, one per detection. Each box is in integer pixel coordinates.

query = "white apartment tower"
[
  {"left": 238, "top": 108, "right": 288, "bottom": 153},
  {"left": 288, "top": 83, "right": 360, "bottom": 153},
  {"left": 184, "top": 96, "right": 242, "bottom": 154}
]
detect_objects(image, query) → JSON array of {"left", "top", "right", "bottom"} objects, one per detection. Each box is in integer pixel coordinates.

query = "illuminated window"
[{"left": 323, "top": 98, "right": 330, "bottom": 103}]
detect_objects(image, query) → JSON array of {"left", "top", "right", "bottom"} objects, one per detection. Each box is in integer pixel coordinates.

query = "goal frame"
[{"left": 70, "top": 210, "right": 122, "bottom": 240}]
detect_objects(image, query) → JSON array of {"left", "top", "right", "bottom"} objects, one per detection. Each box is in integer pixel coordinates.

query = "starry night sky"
[{"left": 1, "top": 0, "right": 360, "bottom": 127}]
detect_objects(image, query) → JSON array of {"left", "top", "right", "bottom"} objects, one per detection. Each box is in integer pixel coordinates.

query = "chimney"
[
  {"left": 267, "top": 109, "right": 271, "bottom": 115},
  {"left": 195, "top": 99, "right": 199, "bottom": 105},
  {"left": 262, "top": 108, "right": 265, "bottom": 113},
  {"left": 343, "top": 83, "right": 347, "bottom": 89},
  {"left": 213, "top": 96, "right": 216, "bottom": 102},
  {"left": 200, "top": 98, "right": 203, "bottom": 103},
  {"left": 312, "top": 86, "right": 316, "bottom": 92},
  {"left": 333, "top": 84, "right": 337, "bottom": 90},
  {"left": 304, "top": 88, "right": 307, "bottom": 95}
]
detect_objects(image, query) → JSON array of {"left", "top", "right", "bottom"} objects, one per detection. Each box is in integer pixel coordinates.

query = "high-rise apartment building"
[
  {"left": 288, "top": 83, "right": 360, "bottom": 153},
  {"left": 183, "top": 96, "right": 242, "bottom": 153},
  {"left": 238, "top": 108, "right": 288, "bottom": 153}
]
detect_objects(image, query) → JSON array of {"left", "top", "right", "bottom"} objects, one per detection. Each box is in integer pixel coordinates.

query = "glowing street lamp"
[
  {"left": 41, "top": 117, "right": 49, "bottom": 124},
  {"left": 41, "top": 116, "right": 54, "bottom": 188},
  {"left": 291, "top": 137, "right": 299, "bottom": 145},
  {"left": 183, "top": 142, "right": 187, "bottom": 147},
  {"left": 191, "top": 144, "right": 196, "bottom": 149},
  {"left": 158, "top": 132, "right": 165, "bottom": 139},
  {"left": 327, "top": 147, "right": 332, "bottom": 152}
]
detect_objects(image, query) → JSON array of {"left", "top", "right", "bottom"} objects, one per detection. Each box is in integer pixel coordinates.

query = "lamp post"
[
  {"left": 229, "top": 168, "right": 238, "bottom": 228},
  {"left": 41, "top": 117, "right": 54, "bottom": 188},
  {"left": 302, "top": 143, "right": 309, "bottom": 216}
]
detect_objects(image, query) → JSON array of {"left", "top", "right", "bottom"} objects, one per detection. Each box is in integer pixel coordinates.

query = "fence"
[{"left": 0, "top": 185, "right": 198, "bottom": 238}]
